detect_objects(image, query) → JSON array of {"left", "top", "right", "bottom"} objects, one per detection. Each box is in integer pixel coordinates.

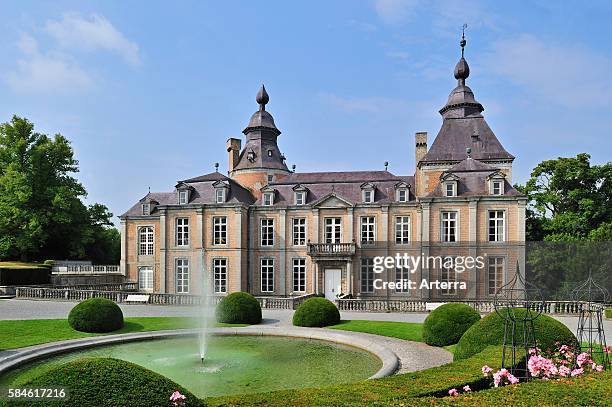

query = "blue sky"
[{"left": 0, "top": 1, "right": 611, "bottom": 224}]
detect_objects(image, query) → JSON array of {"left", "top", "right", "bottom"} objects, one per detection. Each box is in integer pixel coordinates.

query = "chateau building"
[{"left": 120, "top": 40, "right": 526, "bottom": 301}]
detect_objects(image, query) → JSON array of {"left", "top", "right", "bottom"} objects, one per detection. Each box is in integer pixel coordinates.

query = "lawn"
[
  {"left": 0, "top": 317, "right": 245, "bottom": 350},
  {"left": 329, "top": 320, "right": 423, "bottom": 342},
  {"left": 0, "top": 261, "right": 48, "bottom": 269}
]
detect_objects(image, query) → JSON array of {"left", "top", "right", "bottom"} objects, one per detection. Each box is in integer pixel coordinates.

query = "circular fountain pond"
[{"left": 0, "top": 336, "right": 382, "bottom": 398}]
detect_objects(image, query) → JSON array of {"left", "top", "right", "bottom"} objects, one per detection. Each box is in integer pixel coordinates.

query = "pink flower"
[
  {"left": 605, "top": 345, "right": 612, "bottom": 355},
  {"left": 576, "top": 352, "right": 592, "bottom": 367},
  {"left": 463, "top": 385, "right": 472, "bottom": 392},
  {"left": 482, "top": 365, "right": 493, "bottom": 377},
  {"left": 507, "top": 374, "right": 519, "bottom": 384},
  {"left": 558, "top": 365, "right": 571, "bottom": 377},
  {"left": 595, "top": 364, "right": 604, "bottom": 372},
  {"left": 571, "top": 368, "right": 584, "bottom": 377},
  {"left": 448, "top": 388, "right": 459, "bottom": 397},
  {"left": 559, "top": 345, "right": 569, "bottom": 353},
  {"left": 170, "top": 391, "right": 186, "bottom": 402}
]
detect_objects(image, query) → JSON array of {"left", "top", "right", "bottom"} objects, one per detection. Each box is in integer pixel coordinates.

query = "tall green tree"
[
  {"left": 0, "top": 116, "right": 118, "bottom": 262},
  {"left": 516, "top": 153, "right": 612, "bottom": 241}
]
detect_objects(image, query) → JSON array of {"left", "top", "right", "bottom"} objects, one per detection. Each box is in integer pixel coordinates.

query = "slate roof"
[
  {"left": 121, "top": 172, "right": 254, "bottom": 217},
  {"left": 256, "top": 171, "right": 416, "bottom": 206}
]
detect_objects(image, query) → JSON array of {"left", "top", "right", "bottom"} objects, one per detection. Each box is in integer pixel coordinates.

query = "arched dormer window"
[
  {"left": 394, "top": 181, "right": 410, "bottom": 202},
  {"left": 212, "top": 180, "right": 230, "bottom": 204},
  {"left": 440, "top": 173, "right": 460, "bottom": 197},
  {"left": 360, "top": 182, "right": 376, "bottom": 204},
  {"left": 487, "top": 171, "right": 506, "bottom": 195},
  {"left": 292, "top": 184, "right": 308, "bottom": 205},
  {"left": 175, "top": 182, "right": 194, "bottom": 205},
  {"left": 261, "top": 185, "right": 276, "bottom": 206}
]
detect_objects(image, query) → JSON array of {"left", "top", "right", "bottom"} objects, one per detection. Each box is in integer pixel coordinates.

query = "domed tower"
[{"left": 226, "top": 85, "right": 291, "bottom": 196}]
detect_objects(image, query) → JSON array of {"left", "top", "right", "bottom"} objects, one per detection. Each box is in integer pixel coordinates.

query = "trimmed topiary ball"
[
  {"left": 454, "top": 309, "right": 577, "bottom": 361},
  {"left": 293, "top": 297, "right": 340, "bottom": 327},
  {"left": 422, "top": 303, "right": 481, "bottom": 346},
  {"left": 68, "top": 297, "right": 124, "bottom": 333},
  {"left": 215, "top": 292, "right": 262, "bottom": 324},
  {"left": 24, "top": 358, "right": 203, "bottom": 407}
]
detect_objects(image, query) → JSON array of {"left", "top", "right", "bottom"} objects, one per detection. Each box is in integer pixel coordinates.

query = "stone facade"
[{"left": 120, "top": 46, "right": 526, "bottom": 300}]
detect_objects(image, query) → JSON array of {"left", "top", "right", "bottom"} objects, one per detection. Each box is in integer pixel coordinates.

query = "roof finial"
[
  {"left": 148, "top": 186, "right": 151, "bottom": 194},
  {"left": 214, "top": 162, "right": 219, "bottom": 172},
  {"left": 460, "top": 24, "right": 467, "bottom": 58},
  {"left": 256, "top": 84, "right": 269, "bottom": 111},
  {"left": 384, "top": 161, "right": 389, "bottom": 171},
  {"left": 466, "top": 147, "right": 472, "bottom": 158}
]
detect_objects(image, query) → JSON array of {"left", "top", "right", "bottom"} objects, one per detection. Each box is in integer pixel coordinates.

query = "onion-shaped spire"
[{"left": 256, "top": 84, "right": 269, "bottom": 111}]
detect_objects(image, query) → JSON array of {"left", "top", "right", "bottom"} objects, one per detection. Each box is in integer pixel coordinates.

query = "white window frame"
[
  {"left": 261, "top": 258, "right": 274, "bottom": 292},
  {"left": 360, "top": 216, "right": 376, "bottom": 244},
  {"left": 179, "top": 190, "right": 189, "bottom": 204},
  {"left": 295, "top": 191, "right": 305, "bottom": 205},
  {"left": 395, "top": 216, "right": 411, "bottom": 244},
  {"left": 260, "top": 218, "right": 274, "bottom": 247},
  {"left": 263, "top": 192, "right": 274, "bottom": 206},
  {"left": 175, "top": 258, "right": 190, "bottom": 294},
  {"left": 138, "top": 266, "right": 153, "bottom": 291},
  {"left": 215, "top": 188, "right": 226, "bottom": 203},
  {"left": 213, "top": 258, "right": 228, "bottom": 293},
  {"left": 213, "top": 216, "right": 227, "bottom": 245},
  {"left": 488, "top": 210, "right": 506, "bottom": 242},
  {"left": 141, "top": 203, "right": 150, "bottom": 215},
  {"left": 138, "top": 226, "right": 154, "bottom": 256},
  {"left": 175, "top": 217, "right": 189, "bottom": 247},
  {"left": 292, "top": 258, "right": 306, "bottom": 292},
  {"left": 362, "top": 189, "right": 374, "bottom": 203},
  {"left": 445, "top": 182, "right": 456, "bottom": 197},
  {"left": 360, "top": 257, "right": 374, "bottom": 293},
  {"left": 396, "top": 188, "right": 408, "bottom": 202},
  {"left": 440, "top": 257, "right": 456, "bottom": 295},
  {"left": 324, "top": 217, "right": 342, "bottom": 244},
  {"left": 292, "top": 218, "right": 306, "bottom": 246},
  {"left": 487, "top": 256, "right": 505, "bottom": 295},
  {"left": 441, "top": 211, "right": 458, "bottom": 243}
]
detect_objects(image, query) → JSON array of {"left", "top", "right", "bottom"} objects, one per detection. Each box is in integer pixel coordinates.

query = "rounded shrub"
[
  {"left": 293, "top": 297, "right": 340, "bottom": 327},
  {"left": 606, "top": 308, "right": 612, "bottom": 319},
  {"left": 215, "top": 291, "right": 262, "bottom": 324},
  {"left": 68, "top": 297, "right": 124, "bottom": 333},
  {"left": 454, "top": 309, "right": 576, "bottom": 361},
  {"left": 25, "top": 358, "right": 203, "bottom": 407},
  {"left": 422, "top": 303, "right": 481, "bottom": 346}
]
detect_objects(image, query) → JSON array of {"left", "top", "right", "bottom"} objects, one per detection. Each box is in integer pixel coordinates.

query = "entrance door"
[{"left": 324, "top": 269, "right": 342, "bottom": 301}]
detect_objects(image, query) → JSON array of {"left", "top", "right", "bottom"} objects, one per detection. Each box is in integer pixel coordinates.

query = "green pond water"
[{"left": 0, "top": 336, "right": 382, "bottom": 398}]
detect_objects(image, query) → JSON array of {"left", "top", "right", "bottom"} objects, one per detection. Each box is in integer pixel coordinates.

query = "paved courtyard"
[{"left": 1, "top": 298, "right": 611, "bottom": 340}]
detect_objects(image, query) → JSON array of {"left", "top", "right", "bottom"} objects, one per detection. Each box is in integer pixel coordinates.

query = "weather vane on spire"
[{"left": 460, "top": 23, "right": 467, "bottom": 57}]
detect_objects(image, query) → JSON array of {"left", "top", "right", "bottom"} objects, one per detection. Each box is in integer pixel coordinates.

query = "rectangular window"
[
  {"left": 138, "top": 267, "right": 153, "bottom": 291},
  {"left": 395, "top": 257, "right": 409, "bottom": 293},
  {"left": 261, "top": 258, "right": 274, "bottom": 292},
  {"left": 325, "top": 218, "right": 342, "bottom": 244},
  {"left": 213, "top": 216, "right": 227, "bottom": 245},
  {"left": 492, "top": 181, "right": 502, "bottom": 195},
  {"left": 175, "top": 217, "right": 189, "bottom": 246},
  {"left": 488, "top": 210, "right": 505, "bottom": 242},
  {"left": 488, "top": 256, "right": 504, "bottom": 295},
  {"left": 292, "top": 258, "right": 306, "bottom": 292},
  {"left": 215, "top": 189, "right": 225, "bottom": 203},
  {"left": 440, "top": 258, "right": 456, "bottom": 295},
  {"left": 363, "top": 190, "right": 374, "bottom": 203},
  {"left": 360, "top": 216, "right": 376, "bottom": 244},
  {"left": 261, "top": 218, "right": 274, "bottom": 246},
  {"left": 213, "top": 258, "right": 227, "bottom": 293},
  {"left": 445, "top": 183, "right": 455, "bottom": 197},
  {"left": 142, "top": 203, "right": 150, "bottom": 215},
  {"left": 397, "top": 189, "right": 408, "bottom": 202},
  {"left": 179, "top": 190, "right": 189, "bottom": 204},
  {"left": 292, "top": 218, "right": 306, "bottom": 246},
  {"left": 263, "top": 193, "right": 274, "bottom": 206},
  {"left": 441, "top": 211, "right": 457, "bottom": 242},
  {"left": 395, "top": 216, "right": 411, "bottom": 244},
  {"left": 360, "top": 257, "right": 374, "bottom": 293},
  {"left": 295, "top": 192, "right": 305, "bottom": 205},
  {"left": 175, "top": 258, "right": 190, "bottom": 294},
  {"left": 139, "top": 227, "right": 154, "bottom": 255}
]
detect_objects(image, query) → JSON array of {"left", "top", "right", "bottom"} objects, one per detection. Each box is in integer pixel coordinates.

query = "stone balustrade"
[{"left": 51, "top": 265, "right": 122, "bottom": 275}]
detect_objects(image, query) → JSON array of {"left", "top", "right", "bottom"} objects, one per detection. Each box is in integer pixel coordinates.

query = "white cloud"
[
  {"left": 481, "top": 34, "right": 612, "bottom": 107},
  {"left": 45, "top": 12, "right": 140, "bottom": 67},
  {"left": 374, "top": 0, "right": 421, "bottom": 24},
  {"left": 6, "top": 34, "right": 92, "bottom": 93}
]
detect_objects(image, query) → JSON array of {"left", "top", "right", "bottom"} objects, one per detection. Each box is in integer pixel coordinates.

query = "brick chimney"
[
  {"left": 226, "top": 138, "right": 241, "bottom": 173},
  {"left": 415, "top": 132, "right": 427, "bottom": 166}
]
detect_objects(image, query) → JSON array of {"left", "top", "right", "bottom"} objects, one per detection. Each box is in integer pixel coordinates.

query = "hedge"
[
  {"left": 454, "top": 309, "right": 576, "bottom": 361},
  {"left": 215, "top": 292, "right": 262, "bottom": 324},
  {"left": 22, "top": 358, "right": 204, "bottom": 407},
  {"left": 68, "top": 298, "right": 124, "bottom": 333},
  {"left": 293, "top": 297, "right": 340, "bottom": 327},
  {"left": 422, "top": 303, "right": 481, "bottom": 346},
  {"left": 605, "top": 308, "right": 612, "bottom": 319}
]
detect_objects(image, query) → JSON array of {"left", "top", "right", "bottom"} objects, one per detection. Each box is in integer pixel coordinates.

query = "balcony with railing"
[{"left": 307, "top": 242, "right": 355, "bottom": 257}]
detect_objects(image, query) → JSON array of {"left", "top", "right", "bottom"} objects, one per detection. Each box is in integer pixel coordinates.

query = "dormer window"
[
  {"left": 263, "top": 192, "right": 274, "bottom": 206},
  {"left": 179, "top": 190, "right": 189, "bottom": 204},
  {"left": 295, "top": 191, "right": 305, "bottom": 205},
  {"left": 142, "top": 203, "right": 150, "bottom": 215},
  {"left": 267, "top": 149, "right": 273, "bottom": 157},
  {"left": 491, "top": 180, "right": 503, "bottom": 195},
  {"left": 247, "top": 150, "right": 256, "bottom": 162},
  {"left": 360, "top": 182, "right": 376, "bottom": 204},
  {"left": 216, "top": 188, "right": 226, "bottom": 203},
  {"left": 397, "top": 189, "right": 407, "bottom": 202},
  {"left": 394, "top": 181, "right": 410, "bottom": 203},
  {"left": 445, "top": 182, "right": 456, "bottom": 197}
]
